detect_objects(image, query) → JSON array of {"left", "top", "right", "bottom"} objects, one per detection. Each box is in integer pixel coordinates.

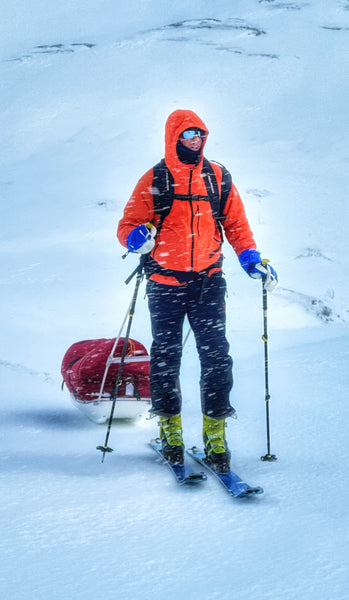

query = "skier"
[{"left": 117, "top": 109, "right": 277, "bottom": 472}]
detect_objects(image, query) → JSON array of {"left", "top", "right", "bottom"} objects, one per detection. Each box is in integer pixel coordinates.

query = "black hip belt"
[{"left": 144, "top": 255, "right": 223, "bottom": 284}]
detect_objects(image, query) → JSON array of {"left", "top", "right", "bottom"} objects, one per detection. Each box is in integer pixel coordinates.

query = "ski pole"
[
  {"left": 96, "top": 255, "right": 146, "bottom": 462},
  {"left": 260, "top": 270, "right": 277, "bottom": 462}
]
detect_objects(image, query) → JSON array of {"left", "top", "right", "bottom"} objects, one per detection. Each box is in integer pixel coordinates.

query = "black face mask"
[{"left": 176, "top": 140, "right": 201, "bottom": 165}]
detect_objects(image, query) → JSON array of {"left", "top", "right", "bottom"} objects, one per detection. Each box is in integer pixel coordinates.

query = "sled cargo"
[{"left": 61, "top": 337, "right": 151, "bottom": 423}]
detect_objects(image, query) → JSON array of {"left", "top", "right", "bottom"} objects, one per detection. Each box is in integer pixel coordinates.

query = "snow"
[{"left": 1, "top": 1, "right": 348, "bottom": 598}]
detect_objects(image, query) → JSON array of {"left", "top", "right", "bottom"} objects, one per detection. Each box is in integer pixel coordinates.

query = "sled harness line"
[
  {"left": 96, "top": 255, "right": 146, "bottom": 462},
  {"left": 94, "top": 300, "right": 133, "bottom": 406}
]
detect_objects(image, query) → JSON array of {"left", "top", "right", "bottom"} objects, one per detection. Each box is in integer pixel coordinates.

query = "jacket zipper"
[
  {"left": 189, "top": 169, "right": 195, "bottom": 270},
  {"left": 196, "top": 206, "right": 200, "bottom": 236}
]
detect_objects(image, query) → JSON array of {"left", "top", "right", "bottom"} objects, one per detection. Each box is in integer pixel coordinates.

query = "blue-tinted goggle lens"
[{"left": 181, "top": 129, "right": 204, "bottom": 139}]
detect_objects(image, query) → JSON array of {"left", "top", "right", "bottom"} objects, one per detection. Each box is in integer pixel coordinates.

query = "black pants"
[{"left": 146, "top": 273, "right": 234, "bottom": 419}]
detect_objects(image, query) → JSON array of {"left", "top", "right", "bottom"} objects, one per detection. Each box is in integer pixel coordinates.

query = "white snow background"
[{"left": 1, "top": 1, "right": 348, "bottom": 599}]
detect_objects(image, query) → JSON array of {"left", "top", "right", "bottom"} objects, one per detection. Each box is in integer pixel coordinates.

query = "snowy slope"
[{"left": 1, "top": 1, "right": 348, "bottom": 599}]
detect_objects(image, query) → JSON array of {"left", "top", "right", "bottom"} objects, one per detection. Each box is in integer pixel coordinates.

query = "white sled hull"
[{"left": 70, "top": 394, "right": 151, "bottom": 424}]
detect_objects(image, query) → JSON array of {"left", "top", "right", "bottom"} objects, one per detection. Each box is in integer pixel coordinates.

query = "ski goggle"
[{"left": 181, "top": 129, "right": 204, "bottom": 139}]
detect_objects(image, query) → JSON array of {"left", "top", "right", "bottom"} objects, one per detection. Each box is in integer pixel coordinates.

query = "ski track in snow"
[{"left": 0, "top": 359, "right": 54, "bottom": 383}]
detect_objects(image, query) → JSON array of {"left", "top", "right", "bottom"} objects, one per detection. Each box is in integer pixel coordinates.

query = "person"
[{"left": 117, "top": 109, "right": 277, "bottom": 472}]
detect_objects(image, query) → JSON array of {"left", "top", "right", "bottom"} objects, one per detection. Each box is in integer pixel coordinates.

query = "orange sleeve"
[
  {"left": 222, "top": 183, "right": 257, "bottom": 256},
  {"left": 117, "top": 168, "right": 155, "bottom": 248}
]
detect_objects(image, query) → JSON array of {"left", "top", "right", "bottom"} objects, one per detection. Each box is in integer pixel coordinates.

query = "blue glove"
[
  {"left": 126, "top": 223, "right": 156, "bottom": 254},
  {"left": 239, "top": 249, "right": 278, "bottom": 291},
  {"left": 239, "top": 249, "right": 262, "bottom": 273}
]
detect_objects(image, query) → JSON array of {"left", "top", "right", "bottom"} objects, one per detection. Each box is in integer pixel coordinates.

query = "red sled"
[{"left": 61, "top": 337, "right": 151, "bottom": 423}]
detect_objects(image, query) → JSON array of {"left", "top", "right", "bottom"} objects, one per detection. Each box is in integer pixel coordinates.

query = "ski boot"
[
  {"left": 203, "top": 414, "right": 231, "bottom": 473},
  {"left": 159, "top": 414, "right": 185, "bottom": 465}
]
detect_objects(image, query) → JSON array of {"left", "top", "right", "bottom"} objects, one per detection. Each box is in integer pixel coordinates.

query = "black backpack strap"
[
  {"left": 205, "top": 159, "right": 232, "bottom": 220},
  {"left": 202, "top": 158, "right": 221, "bottom": 219},
  {"left": 151, "top": 159, "right": 175, "bottom": 235},
  {"left": 219, "top": 163, "right": 233, "bottom": 216},
  {"left": 151, "top": 158, "right": 232, "bottom": 232}
]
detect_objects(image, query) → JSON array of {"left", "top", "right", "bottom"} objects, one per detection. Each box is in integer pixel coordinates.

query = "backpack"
[
  {"left": 151, "top": 157, "right": 232, "bottom": 236},
  {"left": 144, "top": 158, "right": 233, "bottom": 282}
]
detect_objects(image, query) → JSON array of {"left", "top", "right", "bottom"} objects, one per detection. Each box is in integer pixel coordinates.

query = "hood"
[{"left": 164, "top": 109, "right": 209, "bottom": 173}]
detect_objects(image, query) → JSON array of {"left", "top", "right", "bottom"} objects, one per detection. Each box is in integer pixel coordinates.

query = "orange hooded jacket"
[{"left": 117, "top": 109, "right": 257, "bottom": 285}]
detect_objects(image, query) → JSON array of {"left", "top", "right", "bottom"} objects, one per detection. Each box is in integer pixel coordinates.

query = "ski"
[
  {"left": 150, "top": 439, "right": 207, "bottom": 485},
  {"left": 187, "top": 447, "right": 264, "bottom": 498}
]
